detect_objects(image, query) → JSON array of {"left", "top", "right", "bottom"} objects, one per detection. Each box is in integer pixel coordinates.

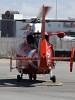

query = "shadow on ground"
[{"left": 0, "top": 79, "right": 46, "bottom": 87}]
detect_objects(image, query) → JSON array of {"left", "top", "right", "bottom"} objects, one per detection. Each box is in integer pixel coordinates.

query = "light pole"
[{"left": 56, "top": 0, "right": 57, "bottom": 19}]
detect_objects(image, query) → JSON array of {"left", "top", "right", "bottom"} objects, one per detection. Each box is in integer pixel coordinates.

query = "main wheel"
[
  {"left": 33, "top": 74, "right": 37, "bottom": 80},
  {"left": 50, "top": 75, "right": 56, "bottom": 83},
  {"left": 29, "top": 74, "right": 32, "bottom": 80},
  {"left": 17, "top": 75, "right": 21, "bottom": 82}
]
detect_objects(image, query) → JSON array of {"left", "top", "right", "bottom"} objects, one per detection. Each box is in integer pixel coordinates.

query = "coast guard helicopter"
[{"left": 10, "top": 5, "right": 74, "bottom": 83}]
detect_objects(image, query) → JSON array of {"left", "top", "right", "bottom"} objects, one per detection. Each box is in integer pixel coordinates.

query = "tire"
[
  {"left": 33, "top": 74, "right": 37, "bottom": 80},
  {"left": 17, "top": 75, "right": 21, "bottom": 82},
  {"left": 29, "top": 74, "right": 32, "bottom": 80},
  {"left": 50, "top": 75, "right": 56, "bottom": 83}
]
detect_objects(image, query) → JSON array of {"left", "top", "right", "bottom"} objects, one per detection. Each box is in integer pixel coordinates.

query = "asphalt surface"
[{"left": 0, "top": 59, "right": 75, "bottom": 100}]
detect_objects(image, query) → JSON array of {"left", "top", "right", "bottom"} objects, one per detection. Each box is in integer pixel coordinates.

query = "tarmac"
[{"left": 0, "top": 59, "right": 75, "bottom": 100}]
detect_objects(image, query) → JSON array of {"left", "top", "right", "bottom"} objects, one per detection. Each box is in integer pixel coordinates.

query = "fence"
[
  {"left": 0, "top": 38, "right": 22, "bottom": 57},
  {"left": 0, "top": 37, "right": 75, "bottom": 58},
  {"left": 54, "top": 39, "right": 75, "bottom": 51}
]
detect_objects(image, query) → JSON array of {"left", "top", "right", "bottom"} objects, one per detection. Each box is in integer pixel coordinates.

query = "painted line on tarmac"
[{"left": 34, "top": 82, "right": 63, "bottom": 87}]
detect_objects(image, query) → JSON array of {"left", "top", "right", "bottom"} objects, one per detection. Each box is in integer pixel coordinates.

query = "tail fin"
[
  {"left": 38, "top": 5, "right": 51, "bottom": 70},
  {"left": 37, "top": 5, "right": 51, "bottom": 36},
  {"left": 41, "top": 5, "right": 50, "bottom": 36}
]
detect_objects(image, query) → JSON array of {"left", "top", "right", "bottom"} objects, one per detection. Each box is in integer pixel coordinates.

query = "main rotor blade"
[{"left": 37, "top": 6, "right": 52, "bottom": 19}]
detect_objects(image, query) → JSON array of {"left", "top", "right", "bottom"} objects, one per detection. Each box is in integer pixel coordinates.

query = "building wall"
[
  {"left": 1, "top": 11, "right": 23, "bottom": 37},
  {"left": 1, "top": 20, "right": 16, "bottom": 37},
  {"left": 16, "top": 20, "right": 75, "bottom": 37},
  {"left": 16, "top": 21, "right": 28, "bottom": 37},
  {"left": 46, "top": 21, "right": 75, "bottom": 33}
]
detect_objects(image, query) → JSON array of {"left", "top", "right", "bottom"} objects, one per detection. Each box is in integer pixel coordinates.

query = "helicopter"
[{"left": 9, "top": 5, "right": 74, "bottom": 83}]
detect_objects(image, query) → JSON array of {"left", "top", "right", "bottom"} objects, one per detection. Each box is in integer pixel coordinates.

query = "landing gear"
[
  {"left": 29, "top": 74, "right": 37, "bottom": 80},
  {"left": 50, "top": 69, "right": 56, "bottom": 83},
  {"left": 50, "top": 75, "right": 56, "bottom": 83},
  {"left": 29, "top": 74, "right": 32, "bottom": 80},
  {"left": 17, "top": 69, "right": 23, "bottom": 82},
  {"left": 17, "top": 75, "right": 21, "bottom": 82},
  {"left": 33, "top": 74, "right": 37, "bottom": 80}
]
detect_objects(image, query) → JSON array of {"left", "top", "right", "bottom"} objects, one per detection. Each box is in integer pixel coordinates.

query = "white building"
[{"left": 16, "top": 19, "right": 75, "bottom": 37}]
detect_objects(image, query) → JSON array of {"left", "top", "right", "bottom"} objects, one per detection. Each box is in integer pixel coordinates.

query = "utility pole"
[{"left": 56, "top": 0, "right": 57, "bottom": 19}]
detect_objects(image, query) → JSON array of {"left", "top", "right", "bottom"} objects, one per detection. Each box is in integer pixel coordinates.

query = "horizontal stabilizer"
[
  {"left": 50, "top": 47, "right": 74, "bottom": 72},
  {"left": 10, "top": 56, "right": 38, "bottom": 61},
  {"left": 49, "top": 57, "right": 70, "bottom": 60}
]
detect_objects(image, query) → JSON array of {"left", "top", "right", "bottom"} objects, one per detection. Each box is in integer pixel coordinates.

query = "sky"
[{"left": 0, "top": 0, "right": 75, "bottom": 19}]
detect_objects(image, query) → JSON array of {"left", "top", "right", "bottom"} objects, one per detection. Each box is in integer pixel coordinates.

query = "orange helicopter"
[{"left": 10, "top": 5, "right": 74, "bottom": 83}]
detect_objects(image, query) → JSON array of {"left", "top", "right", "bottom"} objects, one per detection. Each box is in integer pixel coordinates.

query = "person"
[
  {"left": 16, "top": 24, "right": 38, "bottom": 57},
  {"left": 16, "top": 30, "right": 35, "bottom": 70},
  {"left": 16, "top": 31, "right": 34, "bottom": 57}
]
